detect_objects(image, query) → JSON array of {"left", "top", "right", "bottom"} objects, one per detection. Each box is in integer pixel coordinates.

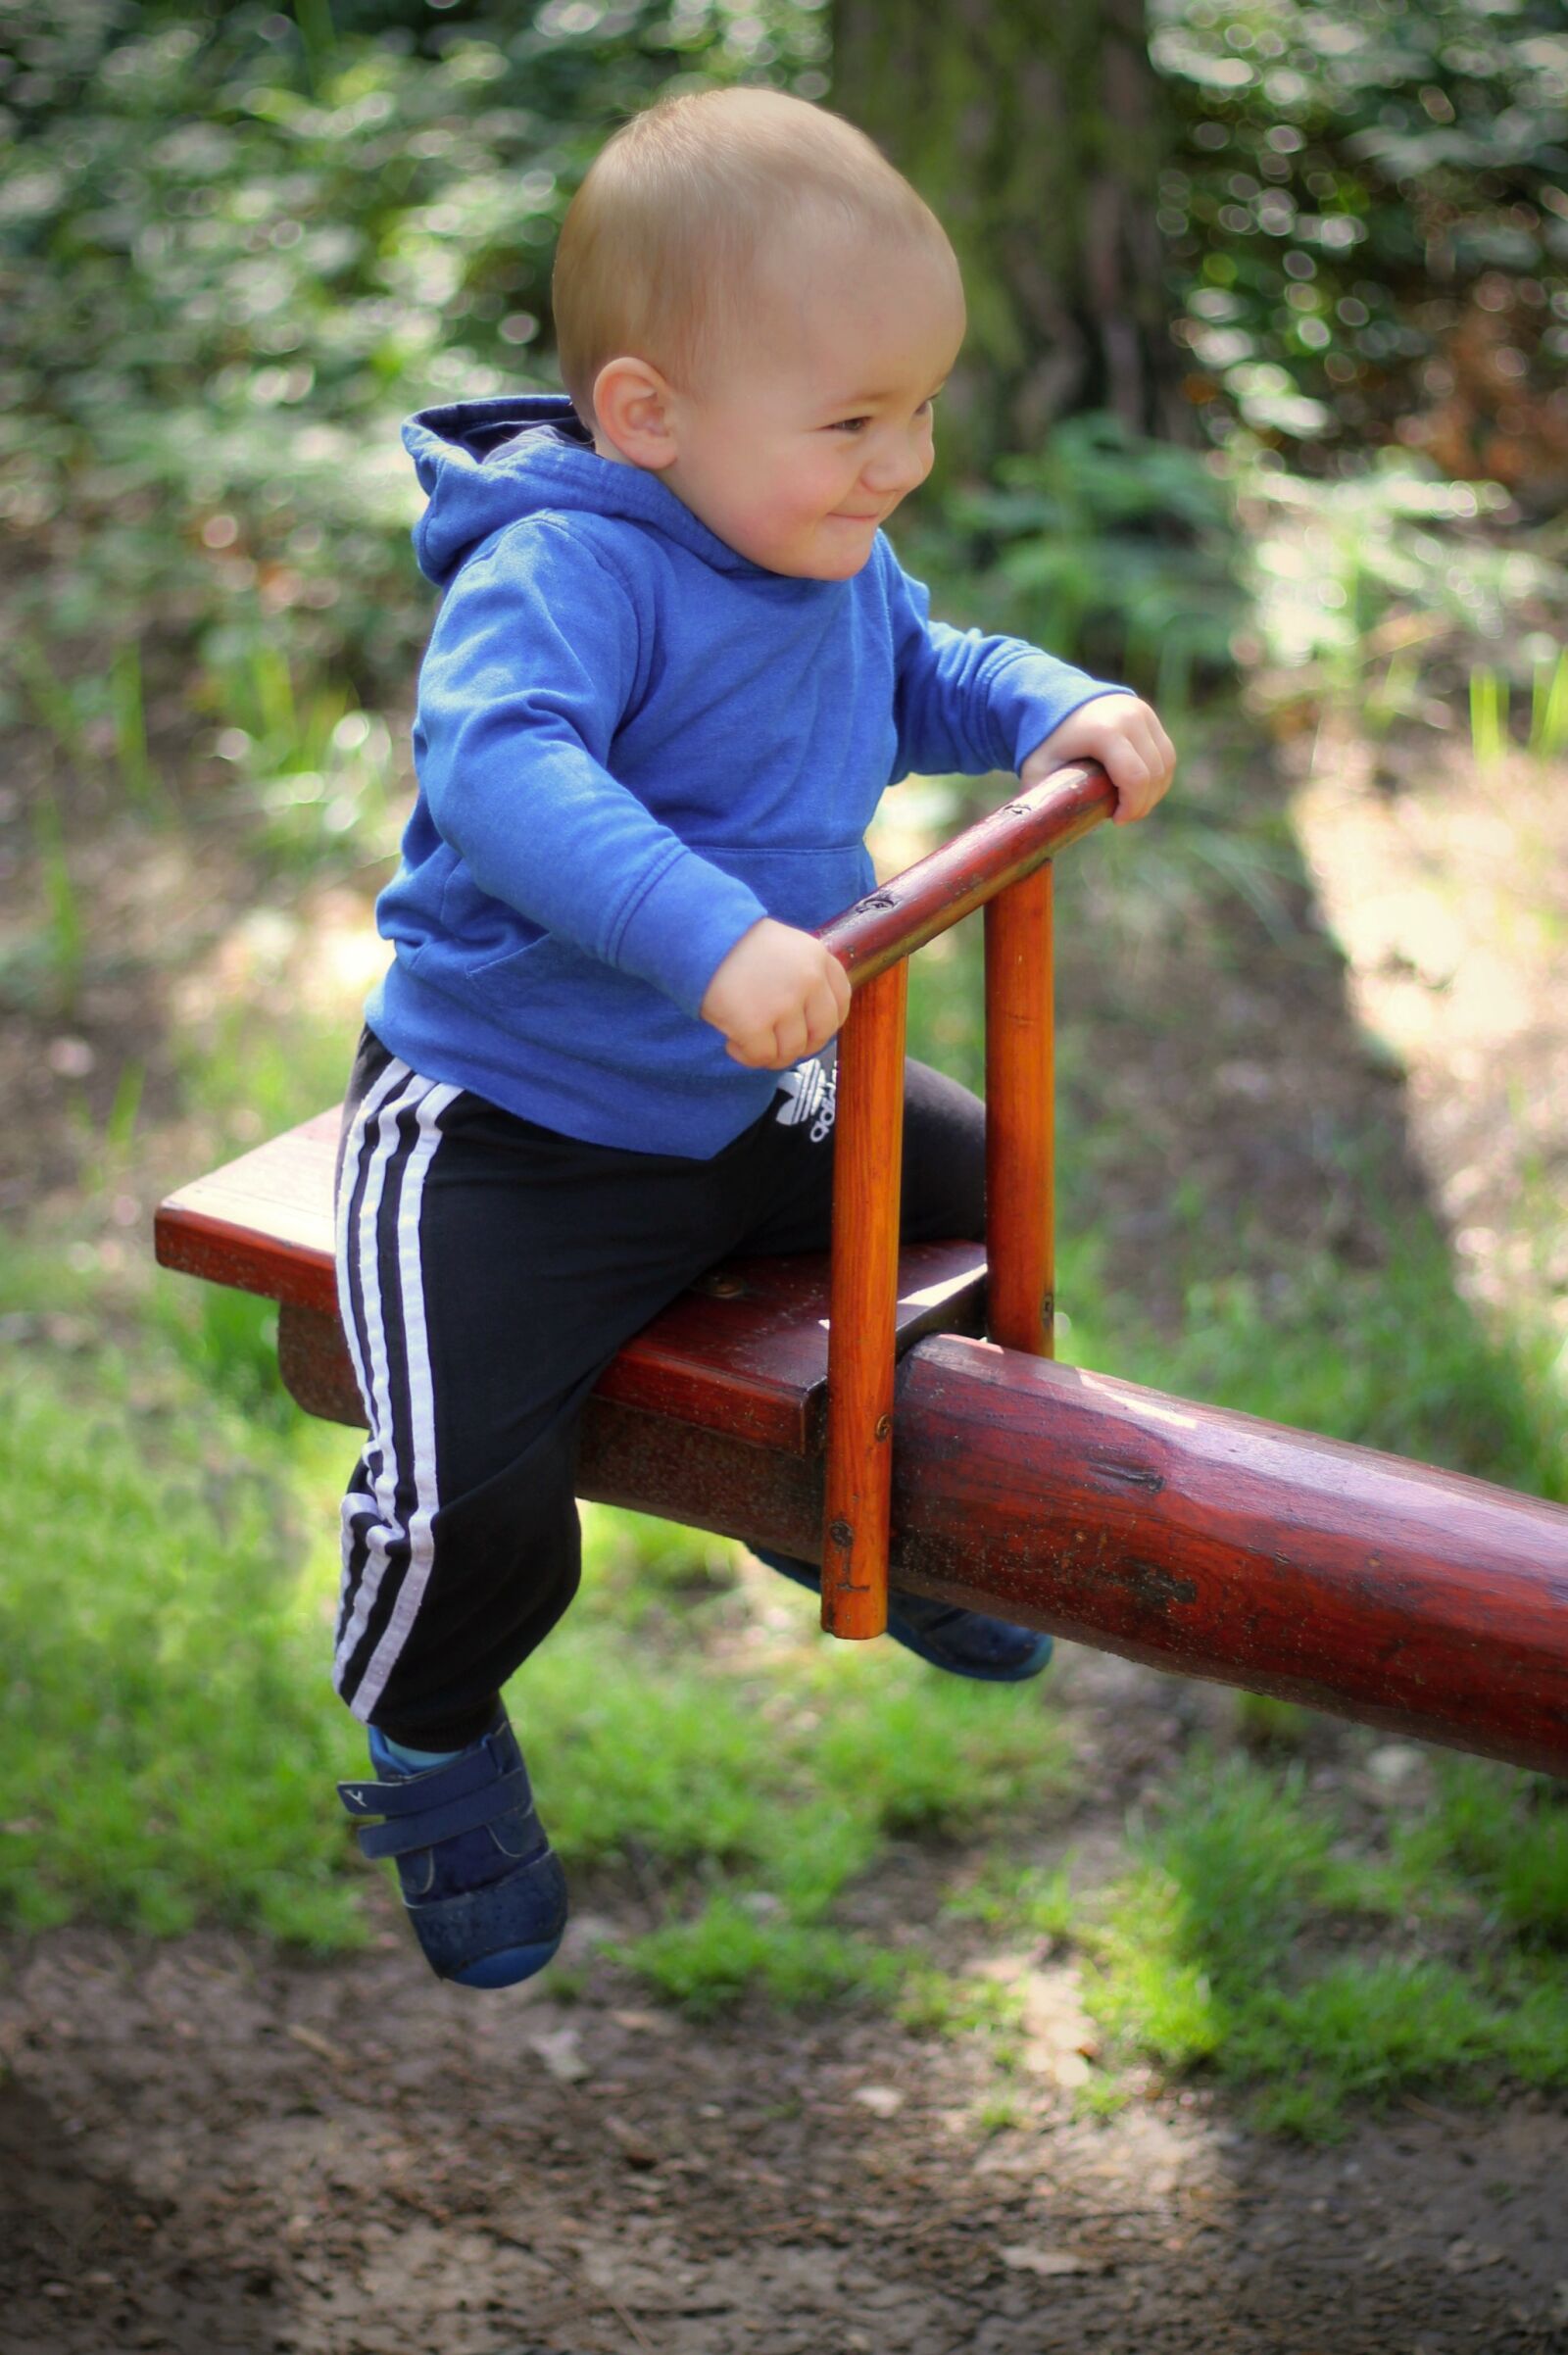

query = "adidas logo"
[{"left": 775, "top": 1049, "right": 838, "bottom": 1144}]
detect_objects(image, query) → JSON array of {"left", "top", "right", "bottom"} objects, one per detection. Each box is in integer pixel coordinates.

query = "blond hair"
[{"left": 553, "top": 87, "right": 956, "bottom": 424}]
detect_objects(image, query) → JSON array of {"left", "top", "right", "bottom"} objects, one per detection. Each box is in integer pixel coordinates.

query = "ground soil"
[
  {"left": 4, "top": 1880, "right": 1568, "bottom": 2355},
  {"left": 3, "top": 709, "right": 1566, "bottom": 2354}
]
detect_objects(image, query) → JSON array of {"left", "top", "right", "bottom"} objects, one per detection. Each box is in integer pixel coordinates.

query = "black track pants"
[{"left": 332, "top": 1027, "right": 985, "bottom": 1748}]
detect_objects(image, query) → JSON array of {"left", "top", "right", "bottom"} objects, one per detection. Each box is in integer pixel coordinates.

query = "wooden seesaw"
[{"left": 156, "top": 763, "right": 1568, "bottom": 1778}]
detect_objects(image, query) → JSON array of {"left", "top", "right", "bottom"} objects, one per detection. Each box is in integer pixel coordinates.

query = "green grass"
[
  {"left": 955, "top": 1750, "right": 1568, "bottom": 2141},
  {"left": 4, "top": 1195, "right": 1563, "bottom": 2132},
  {"left": 1081, "top": 1227, "right": 1568, "bottom": 1503},
  {"left": 0, "top": 1344, "right": 365, "bottom": 1949},
  {"left": 172, "top": 998, "right": 359, "bottom": 1155},
  {"left": 0, "top": 1288, "right": 1075, "bottom": 2001},
  {"left": 523, "top": 1536, "right": 1076, "bottom": 2007},
  {"left": 5, "top": 1017, "right": 1564, "bottom": 2124},
  {"left": 619, "top": 1901, "right": 904, "bottom": 2018},
  {"left": 1392, "top": 1758, "right": 1568, "bottom": 1943}
]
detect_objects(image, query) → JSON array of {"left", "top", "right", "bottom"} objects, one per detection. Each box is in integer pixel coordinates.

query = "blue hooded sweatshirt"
[{"left": 368, "top": 395, "right": 1123, "bottom": 1158}]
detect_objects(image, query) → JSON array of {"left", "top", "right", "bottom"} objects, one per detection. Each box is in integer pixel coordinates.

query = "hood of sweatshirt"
[{"left": 402, "top": 393, "right": 782, "bottom": 589}]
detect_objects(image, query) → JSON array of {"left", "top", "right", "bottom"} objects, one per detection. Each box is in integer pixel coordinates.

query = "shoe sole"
[
  {"left": 449, "top": 1931, "right": 564, "bottom": 1989},
  {"left": 885, "top": 1612, "right": 1054, "bottom": 1683}
]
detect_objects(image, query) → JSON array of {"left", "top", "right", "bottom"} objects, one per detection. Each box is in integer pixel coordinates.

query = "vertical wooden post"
[
  {"left": 984, "top": 864, "right": 1055, "bottom": 1359},
  {"left": 821, "top": 958, "right": 907, "bottom": 1637}
]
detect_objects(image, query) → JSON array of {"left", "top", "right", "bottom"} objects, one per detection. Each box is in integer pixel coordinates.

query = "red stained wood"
[
  {"left": 821, "top": 960, "right": 907, "bottom": 1638},
  {"left": 984, "top": 866, "right": 1054, "bottom": 1359},
  {"left": 810, "top": 769, "right": 1107, "bottom": 1635},
  {"left": 277, "top": 1301, "right": 364, "bottom": 1425},
  {"left": 155, "top": 1111, "right": 342, "bottom": 1315},
  {"left": 577, "top": 1397, "right": 823, "bottom": 1569},
  {"left": 161, "top": 1117, "right": 986, "bottom": 1456},
  {"left": 888, "top": 1337, "right": 1568, "bottom": 1779},
  {"left": 605, "top": 1241, "right": 980, "bottom": 1452},
  {"left": 153, "top": 754, "right": 1568, "bottom": 1778},
  {"left": 574, "top": 1336, "right": 1568, "bottom": 1779},
  {"left": 185, "top": 1179, "right": 1568, "bottom": 1776},
  {"left": 816, "top": 760, "right": 1112, "bottom": 986}
]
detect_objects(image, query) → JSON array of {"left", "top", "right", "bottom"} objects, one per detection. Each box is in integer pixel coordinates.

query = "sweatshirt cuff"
[
  {"left": 612, "top": 846, "right": 768, "bottom": 1017},
  {"left": 1008, "top": 679, "right": 1134, "bottom": 773}
]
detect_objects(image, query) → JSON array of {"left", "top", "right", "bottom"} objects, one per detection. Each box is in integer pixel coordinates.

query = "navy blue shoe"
[
  {"left": 753, "top": 1549, "right": 1053, "bottom": 1684},
  {"left": 338, "top": 1709, "right": 567, "bottom": 1988}
]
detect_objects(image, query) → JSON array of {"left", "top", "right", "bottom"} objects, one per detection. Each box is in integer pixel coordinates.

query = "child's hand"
[
  {"left": 1020, "top": 694, "right": 1176, "bottom": 825},
  {"left": 700, "top": 917, "right": 853, "bottom": 1069}
]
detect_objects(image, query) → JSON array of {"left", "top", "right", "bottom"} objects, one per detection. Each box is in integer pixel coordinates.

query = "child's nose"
[{"left": 862, "top": 432, "right": 932, "bottom": 495}]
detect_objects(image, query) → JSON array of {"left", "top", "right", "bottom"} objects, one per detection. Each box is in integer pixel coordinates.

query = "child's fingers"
[
  {"left": 715, "top": 940, "right": 855, "bottom": 1066},
  {"left": 731, "top": 1006, "right": 811, "bottom": 1068},
  {"left": 1104, "top": 743, "right": 1153, "bottom": 822},
  {"left": 806, "top": 968, "right": 850, "bottom": 1054},
  {"left": 1107, "top": 714, "right": 1176, "bottom": 823},
  {"left": 772, "top": 1011, "right": 810, "bottom": 1066},
  {"left": 722, "top": 1013, "right": 782, "bottom": 1066},
  {"left": 1138, "top": 708, "right": 1176, "bottom": 781}
]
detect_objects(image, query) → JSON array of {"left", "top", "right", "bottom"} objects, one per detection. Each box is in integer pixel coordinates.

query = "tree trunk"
[{"left": 829, "top": 0, "right": 1186, "bottom": 481}]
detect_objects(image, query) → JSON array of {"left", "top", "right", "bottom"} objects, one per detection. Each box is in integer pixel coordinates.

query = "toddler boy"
[{"left": 335, "top": 87, "right": 1175, "bottom": 1987}]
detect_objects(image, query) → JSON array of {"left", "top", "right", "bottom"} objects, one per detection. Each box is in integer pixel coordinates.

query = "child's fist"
[
  {"left": 1020, "top": 694, "right": 1176, "bottom": 825},
  {"left": 700, "top": 917, "right": 853, "bottom": 1070}
]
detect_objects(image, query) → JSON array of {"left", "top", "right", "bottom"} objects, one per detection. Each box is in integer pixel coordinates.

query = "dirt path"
[{"left": 4, "top": 1903, "right": 1567, "bottom": 2355}]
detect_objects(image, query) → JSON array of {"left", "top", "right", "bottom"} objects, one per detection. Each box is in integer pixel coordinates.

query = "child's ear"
[{"left": 593, "top": 358, "right": 679, "bottom": 470}]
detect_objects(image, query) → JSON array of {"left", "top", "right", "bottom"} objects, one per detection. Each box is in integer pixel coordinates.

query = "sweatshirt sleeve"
[
  {"left": 413, "top": 519, "right": 766, "bottom": 1016},
  {"left": 881, "top": 544, "right": 1134, "bottom": 783}
]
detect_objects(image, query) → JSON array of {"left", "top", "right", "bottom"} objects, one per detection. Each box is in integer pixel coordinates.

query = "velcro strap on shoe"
[
  {"left": 353, "top": 1768, "right": 537, "bottom": 1861},
  {"left": 337, "top": 1736, "right": 510, "bottom": 1822}
]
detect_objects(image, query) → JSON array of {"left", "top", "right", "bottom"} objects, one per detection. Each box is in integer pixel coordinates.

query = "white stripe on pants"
[{"left": 333, "top": 1058, "right": 460, "bottom": 1721}]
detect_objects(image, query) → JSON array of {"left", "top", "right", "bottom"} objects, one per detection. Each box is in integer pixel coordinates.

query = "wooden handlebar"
[
  {"left": 817, "top": 760, "right": 1114, "bottom": 983},
  {"left": 813, "top": 761, "right": 1116, "bottom": 1638}
]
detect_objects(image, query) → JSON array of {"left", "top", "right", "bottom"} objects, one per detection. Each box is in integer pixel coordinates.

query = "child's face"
[{"left": 646, "top": 234, "right": 965, "bottom": 580}]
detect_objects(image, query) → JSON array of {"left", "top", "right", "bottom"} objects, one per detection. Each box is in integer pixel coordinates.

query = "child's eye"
[{"left": 830, "top": 417, "right": 870, "bottom": 434}]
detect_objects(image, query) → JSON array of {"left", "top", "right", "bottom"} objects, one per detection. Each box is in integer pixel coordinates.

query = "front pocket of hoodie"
[
  {"left": 685, "top": 840, "right": 875, "bottom": 935},
  {"left": 462, "top": 930, "right": 702, "bottom": 1064},
  {"left": 458, "top": 841, "right": 874, "bottom": 1044}
]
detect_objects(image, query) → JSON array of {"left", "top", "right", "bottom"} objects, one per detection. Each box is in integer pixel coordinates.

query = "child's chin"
[
  {"left": 806, "top": 540, "right": 877, "bottom": 582},
  {"left": 762, "top": 526, "right": 877, "bottom": 582}
]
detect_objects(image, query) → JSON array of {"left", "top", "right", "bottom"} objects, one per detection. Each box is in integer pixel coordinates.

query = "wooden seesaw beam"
[
  {"left": 170, "top": 1248, "right": 1568, "bottom": 1783},
  {"left": 637, "top": 1340, "right": 1568, "bottom": 1784},
  {"left": 155, "top": 767, "right": 1568, "bottom": 1779}
]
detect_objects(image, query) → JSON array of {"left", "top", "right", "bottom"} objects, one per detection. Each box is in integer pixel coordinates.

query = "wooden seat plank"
[
  {"left": 155, "top": 1111, "right": 342, "bottom": 1314},
  {"left": 156, "top": 1113, "right": 987, "bottom": 1454}
]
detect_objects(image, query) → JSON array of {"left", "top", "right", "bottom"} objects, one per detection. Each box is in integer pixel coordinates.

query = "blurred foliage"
[
  {"left": 0, "top": 0, "right": 830, "bottom": 703},
  {"left": 899, "top": 413, "right": 1566, "bottom": 716},
  {"left": 1151, "top": 0, "right": 1568, "bottom": 498},
  {"left": 0, "top": 0, "right": 1564, "bottom": 745},
  {"left": 901, "top": 411, "right": 1247, "bottom": 704},
  {"left": 1232, "top": 448, "right": 1568, "bottom": 716}
]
